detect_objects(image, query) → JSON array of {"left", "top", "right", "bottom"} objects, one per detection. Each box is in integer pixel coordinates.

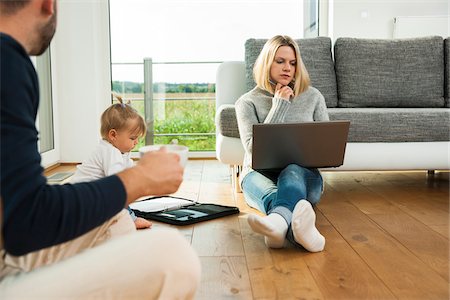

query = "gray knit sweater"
[{"left": 235, "top": 86, "right": 329, "bottom": 181}]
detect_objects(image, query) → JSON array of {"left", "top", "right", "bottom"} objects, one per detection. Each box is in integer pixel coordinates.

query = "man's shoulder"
[
  {"left": 1, "top": 33, "right": 37, "bottom": 89},
  {"left": 0, "top": 33, "right": 29, "bottom": 62}
]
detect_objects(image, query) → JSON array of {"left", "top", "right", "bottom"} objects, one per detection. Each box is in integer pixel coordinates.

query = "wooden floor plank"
[
  {"left": 46, "top": 163, "right": 449, "bottom": 299},
  {"left": 239, "top": 216, "right": 324, "bottom": 300},
  {"left": 173, "top": 160, "right": 204, "bottom": 200},
  {"left": 429, "top": 225, "right": 450, "bottom": 239},
  {"left": 328, "top": 180, "right": 449, "bottom": 281},
  {"left": 324, "top": 171, "right": 449, "bottom": 232},
  {"left": 357, "top": 175, "right": 449, "bottom": 234},
  {"left": 319, "top": 183, "right": 449, "bottom": 299},
  {"left": 197, "top": 160, "right": 236, "bottom": 207},
  {"left": 197, "top": 256, "right": 253, "bottom": 299},
  {"left": 192, "top": 216, "right": 244, "bottom": 256},
  {"left": 302, "top": 210, "right": 396, "bottom": 300}
]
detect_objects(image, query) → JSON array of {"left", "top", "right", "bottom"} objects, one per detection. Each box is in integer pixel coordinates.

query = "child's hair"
[{"left": 100, "top": 94, "right": 147, "bottom": 140}]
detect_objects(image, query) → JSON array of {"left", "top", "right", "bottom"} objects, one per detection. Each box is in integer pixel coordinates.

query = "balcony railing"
[{"left": 111, "top": 60, "right": 221, "bottom": 153}]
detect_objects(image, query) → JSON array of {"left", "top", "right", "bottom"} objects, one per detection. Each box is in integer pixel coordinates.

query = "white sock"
[
  {"left": 247, "top": 213, "right": 288, "bottom": 248},
  {"left": 292, "top": 200, "right": 325, "bottom": 252}
]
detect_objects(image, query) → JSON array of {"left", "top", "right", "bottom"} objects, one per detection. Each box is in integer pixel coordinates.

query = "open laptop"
[{"left": 252, "top": 121, "right": 350, "bottom": 170}]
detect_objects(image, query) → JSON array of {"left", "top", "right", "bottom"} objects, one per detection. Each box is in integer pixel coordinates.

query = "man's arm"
[{"left": 0, "top": 39, "right": 127, "bottom": 256}]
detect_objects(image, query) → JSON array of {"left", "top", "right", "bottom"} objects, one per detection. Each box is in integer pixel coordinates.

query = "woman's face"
[{"left": 269, "top": 46, "right": 296, "bottom": 86}]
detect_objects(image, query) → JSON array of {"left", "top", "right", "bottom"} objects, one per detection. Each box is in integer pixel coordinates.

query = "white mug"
[{"left": 139, "top": 144, "right": 189, "bottom": 167}]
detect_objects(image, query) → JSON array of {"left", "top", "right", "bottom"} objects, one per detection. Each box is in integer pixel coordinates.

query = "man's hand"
[
  {"left": 274, "top": 83, "right": 294, "bottom": 101},
  {"left": 117, "top": 148, "right": 184, "bottom": 205}
]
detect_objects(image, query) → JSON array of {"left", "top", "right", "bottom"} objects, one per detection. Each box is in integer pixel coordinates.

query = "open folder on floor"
[{"left": 129, "top": 196, "right": 239, "bottom": 226}]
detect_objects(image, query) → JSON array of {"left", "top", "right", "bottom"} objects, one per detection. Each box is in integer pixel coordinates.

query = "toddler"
[{"left": 71, "top": 94, "right": 152, "bottom": 229}]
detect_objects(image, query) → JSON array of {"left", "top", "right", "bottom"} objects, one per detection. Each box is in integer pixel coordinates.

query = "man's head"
[
  {"left": 0, "top": 0, "right": 31, "bottom": 15},
  {"left": 0, "top": 0, "right": 57, "bottom": 55}
]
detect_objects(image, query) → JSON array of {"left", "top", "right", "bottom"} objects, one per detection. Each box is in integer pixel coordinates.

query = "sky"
[{"left": 109, "top": 0, "right": 311, "bottom": 83}]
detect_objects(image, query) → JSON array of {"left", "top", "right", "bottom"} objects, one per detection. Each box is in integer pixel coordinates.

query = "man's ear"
[{"left": 41, "top": 0, "right": 55, "bottom": 16}]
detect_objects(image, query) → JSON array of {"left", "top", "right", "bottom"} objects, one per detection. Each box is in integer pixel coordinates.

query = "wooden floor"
[{"left": 47, "top": 160, "right": 449, "bottom": 300}]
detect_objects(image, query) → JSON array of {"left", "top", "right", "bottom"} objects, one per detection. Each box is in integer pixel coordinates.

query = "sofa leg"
[{"left": 231, "top": 165, "right": 242, "bottom": 193}]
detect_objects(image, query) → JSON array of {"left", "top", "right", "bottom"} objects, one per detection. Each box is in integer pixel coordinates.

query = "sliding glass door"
[{"left": 109, "top": 0, "right": 318, "bottom": 153}]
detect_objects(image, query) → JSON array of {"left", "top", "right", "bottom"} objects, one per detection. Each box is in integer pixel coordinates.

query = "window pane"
[
  {"left": 111, "top": 63, "right": 217, "bottom": 151},
  {"left": 36, "top": 48, "right": 54, "bottom": 153},
  {"left": 304, "top": 0, "right": 319, "bottom": 37},
  {"left": 110, "top": 0, "right": 309, "bottom": 152},
  {"left": 110, "top": 0, "right": 304, "bottom": 63}
]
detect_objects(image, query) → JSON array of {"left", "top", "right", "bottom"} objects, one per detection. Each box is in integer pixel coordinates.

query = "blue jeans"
[
  {"left": 242, "top": 164, "right": 323, "bottom": 246},
  {"left": 127, "top": 206, "right": 137, "bottom": 221}
]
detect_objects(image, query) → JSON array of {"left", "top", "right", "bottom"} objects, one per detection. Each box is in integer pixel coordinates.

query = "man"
[{"left": 0, "top": 0, "right": 200, "bottom": 298}]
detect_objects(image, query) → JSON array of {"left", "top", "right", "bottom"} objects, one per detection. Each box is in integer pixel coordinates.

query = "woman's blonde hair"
[
  {"left": 100, "top": 94, "right": 147, "bottom": 140},
  {"left": 253, "top": 35, "right": 310, "bottom": 96}
]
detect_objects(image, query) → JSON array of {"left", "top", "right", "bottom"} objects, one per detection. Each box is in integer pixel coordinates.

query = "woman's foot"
[
  {"left": 134, "top": 217, "right": 152, "bottom": 229},
  {"left": 247, "top": 213, "right": 288, "bottom": 248},
  {"left": 292, "top": 200, "right": 325, "bottom": 252}
]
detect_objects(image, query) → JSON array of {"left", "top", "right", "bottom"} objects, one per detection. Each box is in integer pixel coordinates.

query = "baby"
[{"left": 70, "top": 94, "right": 151, "bottom": 229}]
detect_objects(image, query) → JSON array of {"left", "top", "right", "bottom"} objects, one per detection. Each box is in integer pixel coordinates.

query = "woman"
[{"left": 235, "top": 35, "right": 329, "bottom": 252}]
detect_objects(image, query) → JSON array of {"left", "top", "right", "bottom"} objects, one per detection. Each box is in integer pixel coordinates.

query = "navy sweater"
[{"left": 0, "top": 33, "right": 126, "bottom": 256}]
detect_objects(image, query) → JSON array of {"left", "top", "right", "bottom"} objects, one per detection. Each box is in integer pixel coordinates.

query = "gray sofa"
[{"left": 215, "top": 36, "right": 450, "bottom": 189}]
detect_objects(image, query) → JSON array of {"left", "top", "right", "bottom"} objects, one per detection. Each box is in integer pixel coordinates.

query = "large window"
[
  {"left": 109, "top": 0, "right": 316, "bottom": 152},
  {"left": 35, "top": 48, "right": 54, "bottom": 154}
]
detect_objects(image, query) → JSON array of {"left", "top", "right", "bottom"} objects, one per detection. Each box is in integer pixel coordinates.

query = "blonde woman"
[
  {"left": 235, "top": 35, "right": 329, "bottom": 252},
  {"left": 71, "top": 95, "right": 152, "bottom": 229}
]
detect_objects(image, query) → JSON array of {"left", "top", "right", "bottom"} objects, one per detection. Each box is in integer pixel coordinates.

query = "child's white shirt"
[{"left": 70, "top": 139, "right": 134, "bottom": 183}]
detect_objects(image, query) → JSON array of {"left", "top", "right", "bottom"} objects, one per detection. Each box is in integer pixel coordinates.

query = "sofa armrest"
[
  {"left": 215, "top": 105, "right": 240, "bottom": 138},
  {"left": 216, "top": 61, "right": 247, "bottom": 107}
]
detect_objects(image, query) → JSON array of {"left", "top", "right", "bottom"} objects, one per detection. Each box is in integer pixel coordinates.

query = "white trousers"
[{"left": 0, "top": 210, "right": 201, "bottom": 299}]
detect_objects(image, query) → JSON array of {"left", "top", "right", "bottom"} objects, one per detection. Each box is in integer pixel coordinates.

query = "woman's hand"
[{"left": 274, "top": 83, "right": 294, "bottom": 101}]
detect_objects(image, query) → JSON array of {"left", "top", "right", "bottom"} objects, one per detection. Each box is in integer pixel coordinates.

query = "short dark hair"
[{"left": 0, "top": 0, "right": 31, "bottom": 15}]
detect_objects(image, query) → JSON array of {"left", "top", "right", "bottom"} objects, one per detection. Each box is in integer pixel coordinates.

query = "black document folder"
[{"left": 130, "top": 196, "right": 239, "bottom": 226}]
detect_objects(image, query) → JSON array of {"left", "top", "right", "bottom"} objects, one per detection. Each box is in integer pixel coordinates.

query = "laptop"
[{"left": 252, "top": 121, "right": 350, "bottom": 170}]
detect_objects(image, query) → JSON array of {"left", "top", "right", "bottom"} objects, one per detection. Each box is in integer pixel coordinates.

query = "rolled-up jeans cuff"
[{"left": 268, "top": 206, "right": 292, "bottom": 225}]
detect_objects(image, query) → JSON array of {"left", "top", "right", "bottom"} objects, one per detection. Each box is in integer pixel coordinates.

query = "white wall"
[
  {"left": 52, "top": 0, "right": 111, "bottom": 163},
  {"left": 330, "top": 0, "right": 448, "bottom": 40}
]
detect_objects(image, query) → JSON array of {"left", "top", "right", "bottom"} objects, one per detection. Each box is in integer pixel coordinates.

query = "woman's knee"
[
  {"left": 282, "top": 164, "right": 305, "bottom": 175},
  {"left": 279, "top": 164, "right": 307, "bottom": 189}
]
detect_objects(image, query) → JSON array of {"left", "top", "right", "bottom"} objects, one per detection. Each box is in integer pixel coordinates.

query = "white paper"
[{"left": 129, "top": 197, "right": 195, "bottom": 213}]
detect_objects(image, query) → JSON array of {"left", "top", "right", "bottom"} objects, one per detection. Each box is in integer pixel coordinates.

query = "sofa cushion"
[
  {"left": 216, "top": 105, "right": 239, "bottom": 138},
  {"left": 245, "top": 37, "right": 338, "bottom": 108},
  {"left": 216, "top": 106, "right": 450, "bottom": 142},
  {"left": 335, "top": 36, "right": 445, "bottom": 108},
  {"left": 445, "top": 38, "right": 450, "bottom": 108},
  {"left": 328, "top": 108, "right": 450, "bottom": 142}
]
